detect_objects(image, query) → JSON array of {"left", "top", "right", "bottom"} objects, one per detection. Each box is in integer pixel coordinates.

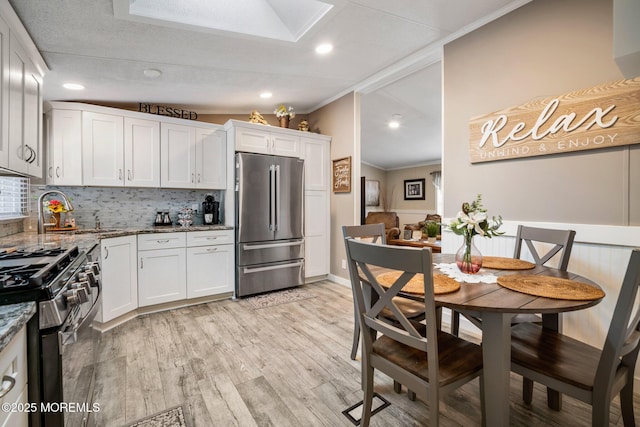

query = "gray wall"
[{"left": 443, "top": 0, "right": 638, "bottom": 225}]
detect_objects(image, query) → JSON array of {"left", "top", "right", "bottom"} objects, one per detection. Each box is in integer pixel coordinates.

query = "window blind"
[{"left": 0, "top": 176, "right": 30, "bottom": 218}]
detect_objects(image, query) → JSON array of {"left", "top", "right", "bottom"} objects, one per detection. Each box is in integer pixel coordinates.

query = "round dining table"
[{"left": 425, "top": 253, "right": 604, "bottom": 426}]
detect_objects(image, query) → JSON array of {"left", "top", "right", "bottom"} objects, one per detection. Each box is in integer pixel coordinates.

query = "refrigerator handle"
[
  {"left": 274, "top": 164, "right": 280, "bottom": 231},
  {"left": 269, "top": 165, "right": 276, "bottom": 231}
]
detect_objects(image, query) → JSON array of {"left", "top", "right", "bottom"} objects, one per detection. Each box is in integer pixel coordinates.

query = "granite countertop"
[
  {"left": 0, "top": 302, "right": 36, "bottom": 352},
  {"left": 0, "top": 225, "right": 234, "bottom": 252}
]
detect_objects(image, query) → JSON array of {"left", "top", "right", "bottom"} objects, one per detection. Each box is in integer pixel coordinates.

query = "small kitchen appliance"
[{"left": 202, "top": 195, "right": 219, "bottom": 225}]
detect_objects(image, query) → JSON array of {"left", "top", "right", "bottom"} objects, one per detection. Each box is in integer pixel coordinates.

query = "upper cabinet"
[
  {"left": 124, "top": 117, "right": 160, "bottom": 187},
  {"left": 226, "top": 120, "right": 302, "bottom": 158},
  {"left": 45, "top": 109, "right": 82, "bottom": 185},
  {"left": 160, "top": 123, "right": 226, "bottom": 189},
  {"left": 0, "top": 2, "right": 47, "bottom": 177}
]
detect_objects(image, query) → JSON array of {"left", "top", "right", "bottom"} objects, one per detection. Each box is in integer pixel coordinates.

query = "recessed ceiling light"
[
  {"left": 63, "top": 83, "right": 85, "bottom": 90},
  {"left": 143, "top": 68, "right": 162, "bottom": 78},
  {"left": 260, "top": 92, "right": 273, "bottom": 99},
  {"left": 315, "top": 43, "right": 333, "bottom": 54},
  {"left": 389, "top": 114, "right": 402, "bottom": 129}
]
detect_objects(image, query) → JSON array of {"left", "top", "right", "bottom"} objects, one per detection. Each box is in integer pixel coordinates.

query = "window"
[{"left": 0, "top": 177, "right": 30, "bottom": 219}]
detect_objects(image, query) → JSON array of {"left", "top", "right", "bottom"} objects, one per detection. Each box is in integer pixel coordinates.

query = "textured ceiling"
[{"left": 8, "top": 0, "right": 528, "bottom": 169}]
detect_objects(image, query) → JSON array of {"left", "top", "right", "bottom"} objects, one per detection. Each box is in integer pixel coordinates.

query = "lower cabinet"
[
  {"left": 186, "top": 244, "right": 233, "bottom": 298},
  {"left": 0, "top": 327, "right": 28, "bottom": 427},
  {"left": 138, "top": 247, "right": 187, "bottom": 307},
  {"left": 99, "top": 235, "right": 138, "bottom": 323}
]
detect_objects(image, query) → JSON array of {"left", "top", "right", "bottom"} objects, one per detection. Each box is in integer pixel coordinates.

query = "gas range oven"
[{"left": 0, "top": 244, "right": 101, "bottom": 427}]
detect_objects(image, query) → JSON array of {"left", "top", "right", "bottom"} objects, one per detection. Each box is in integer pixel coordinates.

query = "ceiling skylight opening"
[
  {"left": 114, "top": 0, "right": 334, "bottom": 42},
  {"left": 315, "top": 43, "right": 333, "bottom": 55},
  {"left": 63, "top": 83, "right": 85, "bottom": 90}
]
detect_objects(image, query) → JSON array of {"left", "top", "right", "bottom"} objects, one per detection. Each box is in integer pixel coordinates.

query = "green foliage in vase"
[{"left": 448, "top": 194, "right": 503, "bottom": 239}]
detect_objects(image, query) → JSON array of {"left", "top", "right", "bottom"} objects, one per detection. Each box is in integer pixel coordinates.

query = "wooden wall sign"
[
  {"left": 468, "top": 77, "right": 640, "bottom": 163},
  {"left": 332, "top": 156, "right": 351, "bottom": 193}
]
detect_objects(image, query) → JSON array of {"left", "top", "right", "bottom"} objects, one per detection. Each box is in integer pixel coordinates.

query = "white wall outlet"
[{"left": 341, "top": 259, "right": 347, "bottom": 269}]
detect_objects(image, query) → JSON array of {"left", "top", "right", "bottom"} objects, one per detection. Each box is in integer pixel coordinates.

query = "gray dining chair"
[
  {"left": 342, "top": 224, "right": 425, "bottom": 361},
  {"left": 510, "top": 248, "right": 640, "bottom": 426},
  {"left": 451, "top": 225, "right": 577, "bottom": 336},
  {"left": 344, "top": 238, "right": 483, "bottom": 427}
]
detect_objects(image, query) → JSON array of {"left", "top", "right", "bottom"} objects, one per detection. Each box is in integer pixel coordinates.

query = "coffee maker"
[{"left": 202, "top": 195, "right": 219, "bottom": 225}]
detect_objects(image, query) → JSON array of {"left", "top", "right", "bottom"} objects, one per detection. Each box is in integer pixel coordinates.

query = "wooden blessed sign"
[
  {"left": 469, "top": 77, "right": 640, "bottom": 163},
  {"left": 332, "top": 156, "right": 351, "bottom": 193}
]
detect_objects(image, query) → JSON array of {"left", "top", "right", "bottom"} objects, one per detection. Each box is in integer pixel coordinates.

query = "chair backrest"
[
  {"left": 344, "top": 238, "right": 438, "bottom": 373},
  {"left": 594, "top": 249, "right": 640, "bottom": 394},
  {"left": 342, "top": 223, "right": 387, "bottom": 244},
  {"left": 513, "top": 225, "right": 576, "bottom": 271}
]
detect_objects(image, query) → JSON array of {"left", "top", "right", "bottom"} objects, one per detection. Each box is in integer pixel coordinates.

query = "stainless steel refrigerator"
[{"left": 235, "top": 152, "right": 305, "bottom": 297}]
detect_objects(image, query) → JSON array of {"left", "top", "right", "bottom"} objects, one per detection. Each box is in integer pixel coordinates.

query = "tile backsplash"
[{"left": 27, "top": 186, "right": 225, "bottom": 230}]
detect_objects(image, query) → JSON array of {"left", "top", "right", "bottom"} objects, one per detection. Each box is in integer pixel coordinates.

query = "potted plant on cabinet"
[{"left": 424, "top": 221, "right": 439, "bottom": 243}]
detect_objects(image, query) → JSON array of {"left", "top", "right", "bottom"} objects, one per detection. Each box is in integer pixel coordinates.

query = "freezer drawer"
[
  {"left": 237, "top": 239, "right": 304, "bottom": 266},
  {"left": 236, "top": 259, "right": 304, "bottom": 297}
]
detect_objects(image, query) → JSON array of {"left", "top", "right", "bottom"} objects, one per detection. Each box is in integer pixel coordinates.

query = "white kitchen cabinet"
[
  {"left": 227, "top": 120, "right": 301, "bottom": 158},
  {"left": 8, "top": 34, "right": 42, "bottom": 177},
  {"left": 45, "top": 109, "right": 82, "bottom": 185},
  {"left": 301, "top": 135, "right": 331, "bottom": 279},
  {"left": 161, "top": 123, "right": 226, "bottom": 189},
  {"left": 0, "top": 327, "right": 28, "bottom": 427},
  {"left": 0, "top": 15, "right": 9, "bottom": 169},
  {"left": 137, "top": 233, "right": 187, "bottom": 307},
  {"left": 195, "top": 127, "right": 226, "bottom": 189},
  {"left": 124, "top": 117, "right": 160, "bottom": 187},
  {"left": 82, "top": 112, "right": 124, "bottom": 186},
  {"left": 99, "top": 235, "right": 138, "bottom": 323},
  {"left": 160, "top": 123, "right": 196, "bottom": 188},
  {"left": 186, "top": 230, "right": 234, "bottom": 298},
  {"left": 83, "top": 112, "right": 159, "bottom": 187}
]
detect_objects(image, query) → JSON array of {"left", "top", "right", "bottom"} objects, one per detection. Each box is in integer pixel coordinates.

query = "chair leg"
[
  {"left": 361, "top": 365, "right": 375, "bottom": 427},
  {"left": 408, "top": 390, "right": 416, "bottom": 401},
  {"left": 479, "top": 375, "right": 486, "bottom": 427},
  {"left": 451, "top": 310, "right": 460, "bottom": 336},
  {"left": 620, "top": 380, "right": 636, "bottom": 426},
  {"left": 393, "top": 381, "right": 401, "bottom": 393},
  {"left": 522, "top": 377, "right": 533, "bottom": 404},
  {"left": 351, "top": 310, "right": 360, "bottom": 360}
]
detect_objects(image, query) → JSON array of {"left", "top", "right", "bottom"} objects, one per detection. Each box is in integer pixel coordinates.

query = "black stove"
[{"left": 0, "top": 244, "right": 102, "bottom": 427}]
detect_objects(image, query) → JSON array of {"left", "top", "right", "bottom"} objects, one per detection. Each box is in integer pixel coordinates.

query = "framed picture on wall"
[
  {"left": 365, "top": 180, "right": 380, "bottom": 206},
  {"left": 332, "top": 156, "right": 351, "bottom": 193},
  {"left": 404, "top": 178, "right": 425, "bottom": 200}
]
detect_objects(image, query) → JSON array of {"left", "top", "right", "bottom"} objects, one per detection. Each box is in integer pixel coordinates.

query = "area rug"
[
  {"left": 342, "top": 393, "right": 391, "bottom": 425},
  {"left": 125, "top": 405, "right": 190, "bottom": 427},
  {"left": 244, "top": 287, "right": 316, "bottom": 309}
]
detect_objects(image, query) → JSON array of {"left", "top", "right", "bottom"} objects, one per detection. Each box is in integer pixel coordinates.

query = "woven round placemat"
[
  {"left": 482, "top": 256, "right": 536, "bottom": 270},
  {"left": 376, "top": 271, "right": 460, "bottom": 295},
  {"left": 497, "top": 275, "right": 605, "bottom": 300}
]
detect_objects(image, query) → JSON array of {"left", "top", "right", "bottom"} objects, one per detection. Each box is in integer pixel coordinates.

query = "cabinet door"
[
  {"left": 195, "top": 127, "right": 226, "bottom": 189},
  {"left": 186, "top": 244, "right": 233, "bottom": 298},
  {"left": 302, "top": 137, "right": 329, "bottom": 190},
  {"left": 48, "top": 109, "right": 82, "bottom": 185},
  {"left": 235, "top": 127, "right": 270, "bottom": 155},
  {"left": 271, "top": 132, "right": 301, "bottom": 157},
  {"left": 0, "top": 15, "right": 9, "bottom": 169},
  {"left": 8, "top": 35, "right": 27, "bottom": 175},
  {"left": 82, "top": 112, "right": 124, "bottom": 186},
  {"left": 124, "top": 117, "right": 160, "bottom": 187},
  {"left": 304, "top": 191, "right": 329, "bottom": 278},
  {"left": 23, "top": 60, "right": 42, "bottom": 178},
  {"left": 161, "top": 123, "right": 196, "bottom": 188},
  {"left": 100, "top": 235, "right": 138, "bottom": 323},
  {"left": 138, "top": 248, "right": 186, "bottom": 306}
]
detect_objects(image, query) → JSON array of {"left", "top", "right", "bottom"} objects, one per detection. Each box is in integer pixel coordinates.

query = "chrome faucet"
[{"left": 37, "top": 190, "right": 74, "bottom": 234}]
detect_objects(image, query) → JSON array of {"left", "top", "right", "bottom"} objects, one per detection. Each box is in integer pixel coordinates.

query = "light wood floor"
[{"left": 89, "top": 280, "right": 638, "bottom": 426}]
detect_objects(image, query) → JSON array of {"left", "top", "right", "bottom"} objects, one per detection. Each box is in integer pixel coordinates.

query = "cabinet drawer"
[
  {"left": 186, "top": 230, "right": 233, "bottom": 247},
  {"left": 138, "top": 232, "right": 186, "bottom": 251},
  {"left": 0, "top": 327, "right": 27, "bottom": 416}
]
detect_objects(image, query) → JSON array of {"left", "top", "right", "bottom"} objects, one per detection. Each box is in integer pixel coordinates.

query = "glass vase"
[{"left": 456, "top": 234, "right": 483, "bottom": 274}]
